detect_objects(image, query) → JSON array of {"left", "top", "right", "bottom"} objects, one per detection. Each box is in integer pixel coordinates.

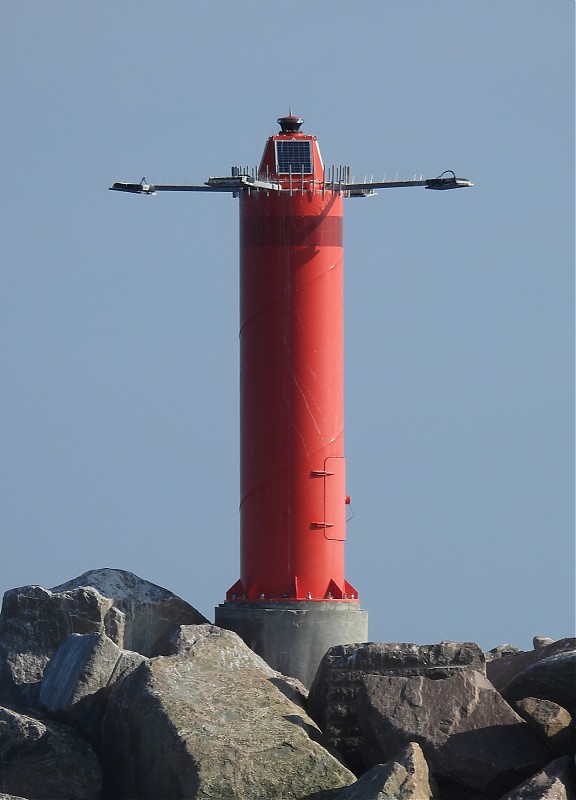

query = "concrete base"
[{"left": 214, "top": 601, "right": 368, "bottom": 688}]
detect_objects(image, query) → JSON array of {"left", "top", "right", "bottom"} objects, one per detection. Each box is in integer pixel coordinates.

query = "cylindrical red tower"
[
  {"left": 228, "top": 115, "right": 357, "bottom": 603},
  {"left": 216, "top": 116, "right": 367, "bottom": 685}
]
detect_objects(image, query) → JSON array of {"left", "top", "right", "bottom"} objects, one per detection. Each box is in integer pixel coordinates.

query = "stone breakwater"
[{"left": 0, "top": 568, "right": 573, "bottom": 800}]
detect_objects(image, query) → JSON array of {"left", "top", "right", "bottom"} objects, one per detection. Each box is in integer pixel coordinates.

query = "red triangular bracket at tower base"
[
  {"left": 225, "top": 579, "right": 244, "bottom": 601},
  {"left": 344, "top": 580, "right": 359, "bottom": 600}
]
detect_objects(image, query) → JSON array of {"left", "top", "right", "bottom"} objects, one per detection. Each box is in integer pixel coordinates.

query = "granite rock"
[
  {"left": 0, "top": 795, "right": 32, "bottom": 799},
  {"left": 168, "top": 623, "right": 308, "bottom": 707},
  {"left": 0, "top": 568, "right": 207, "bottom": 705},
  {"left": 315, "top": 742, "right": 439, "bottom": 800},
  {"left": 514, "top": 697, "right": 574, "bottom": 756},
  {"left": 3, "top": 568, "right": 573, "bottom": 800},
  {"left": 307, "top": 641, "right": 485, "bottom": 773},
  {"left": 486, "top": 639, "right": 576, "bottom": 713},
  {"left": 533, "top": 637, "right": 555, "bottom": 650},
  {"left": 102, "top": 651, "right": 354, "bottom": 799},
  {"left": 39, "top": 631, "right": 145, "bottom": 740},
  {"left": 486, "top": 644, "right": 524, "bottom": 662},
  {"left": 496, "top": 756, "right": 576, "bottom": 800},
  {"left": 357, "top": 670, "right": 549, "bottom": 798},
  {"left": 0, "top": 705, "right": 101, "bottom": 800}
]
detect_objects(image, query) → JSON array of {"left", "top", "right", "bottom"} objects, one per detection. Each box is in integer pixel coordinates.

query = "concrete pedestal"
[{"left": 215, "top": 601, "right": 368, "bottom": 688}]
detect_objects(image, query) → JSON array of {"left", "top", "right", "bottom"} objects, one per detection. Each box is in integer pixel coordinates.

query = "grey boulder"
[
  {"left": 0, "top": 568, "right": 207, "bottom": 704},
  {"left": 168, "top": 623, "right": 309, "bottom": 707},
  {"left": 311, "top": 640, "right": 486, "bottom": 682},
  {"left": 168, "top": 622, "right": 278, "bottom": 672},
  {"left": 533, "top": 637, "right": 555, "bottom": 650},
  {"left": 102, "top": 650, "right": 355, "bottom": 799},
  {"left": 486, "top": 644, "right": 524, "bottom": 662},
  {"left": 307, "top": 640, "right": 485, "bottom": 772},
  {"left": 486, "top": 638, "right": 576, "bottom": 713},
  {"left": 39, "top": 631, "right": 145, "bottom": 740},
  {"left": 0, "top": 795, "right": 33, "bottom": 800},
  {"left": 514, "top": 697, "right": 574, "bottom": 756},
  {"left": 357, "top": 670, "right": 549, "bottom": 798},
  {"left": 0, "top": 796, "right": 30, "bottom": 799},
  {"left": 0, "top": 705, "right": 101, "bottom": 800},
  {"left": 316, "top": 742, "right": 439, "bottom": 800},
  {"left": 496, "top": 756, "right": 576, "bottom": 800}
]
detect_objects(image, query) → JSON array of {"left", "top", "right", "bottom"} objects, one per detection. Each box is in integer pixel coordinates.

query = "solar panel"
[{"left": 276, "top": 140, "right": 312, "bottom": 174}]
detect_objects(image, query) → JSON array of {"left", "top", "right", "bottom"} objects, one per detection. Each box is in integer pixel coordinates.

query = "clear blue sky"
[{"left": 1, "top": 1, "right": 573, "bottom": 651}]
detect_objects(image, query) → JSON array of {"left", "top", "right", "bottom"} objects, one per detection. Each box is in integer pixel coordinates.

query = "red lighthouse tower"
[
  {"left": 111, "top": 114, "right": 471, "bottom": 686},
  {"left": 236, "top": 115, "right": 353, "bottom": 604}
]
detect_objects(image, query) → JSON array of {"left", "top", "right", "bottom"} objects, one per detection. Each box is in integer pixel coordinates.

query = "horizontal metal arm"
[
  {"left": 110, "top": 172, "right": 472, "bottom": 197},
  {"left": 109, "top": 175, "right": 281, "bottom": 196},
  {"left": 109, "top": 182, "right": 218, "bottom": 195},
  {"left": 343, "top": 171, "right": 473, "bottom": 197},
  {"left": 345, "top": 179, "right": 427, "bottom": 191}
]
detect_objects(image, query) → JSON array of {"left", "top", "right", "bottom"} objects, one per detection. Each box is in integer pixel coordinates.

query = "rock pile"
[
  {"left": 0, "top": 569, "right": 573, "bottom": 799},
  {"left": 308, "top": 641, "right": 575, "bottom": 799}
]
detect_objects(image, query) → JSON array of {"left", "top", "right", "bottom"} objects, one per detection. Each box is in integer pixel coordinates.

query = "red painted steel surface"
[{"left": 228, "top": 121, "right": 359, "bottom": 603}]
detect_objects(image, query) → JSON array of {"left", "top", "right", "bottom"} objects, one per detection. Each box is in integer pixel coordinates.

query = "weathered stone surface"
[
  {"left": 357, "top": 670, "right": 549, "bottom": 798},
  {"left": 314, "top": 742, "right": 439, "bottom": 800},
  {"left": 312, "top": 641, "right": 486, "bottom": 681},
  {"left": 103, "top": 652, "right": 355, "bottom": 800},
  {"left": 3, "top": 564, "right": 571, "bottom": 800},
  {"left": 533, "top": 636, "right": 555, "bottom": 650},
  {"left": 0, "top": 706, "right": 101, "bottom": 800},
  {"left": 0, "top": 795, "right": 32, "bottom": 799},
  {"left": 496, "top": 756, "right": 576, "bottom": 800},
  {"left": 486, "top": 644, "right": 524, "bottom": 662},
  {"left": 307, "top": 641, "right": 485, "bottom": 772},
  {"left": 168, "top": 624, "right": 308, "bottom": 707},
  {"left": 514, "top": 697, "right": 574, "bottom": 756},
  {"left": 0, "top": 568, "right": 207, "bottom": 704},
  {"left": 50, "top": 568, "right": 209, "bottom": 654},
  {"left": 168, "top": 623, "right": 278, "bottom": 672},
  {"left": 39, "top": 631, "right": 145, "bottom": 740},
  {"left": 487, "top": 639, "right": 576, "bottom": 713},
  {"left": 0, "top": 795, "right": 30, "bottom": 799}
]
